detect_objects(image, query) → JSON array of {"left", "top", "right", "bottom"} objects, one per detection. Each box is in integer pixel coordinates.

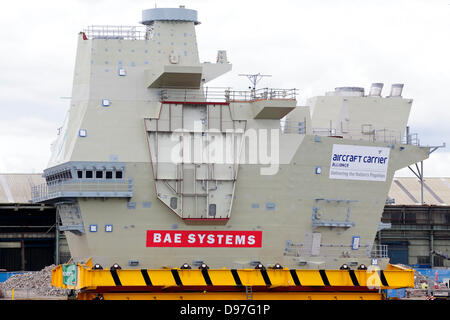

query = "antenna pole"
[{"left": 238, "top": 73, "right": 272, "bottom": 98}]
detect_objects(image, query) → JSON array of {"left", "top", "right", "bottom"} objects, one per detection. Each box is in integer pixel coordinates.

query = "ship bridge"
[{"left": 145, "top": 86, "right": 297, "bottom": 224}]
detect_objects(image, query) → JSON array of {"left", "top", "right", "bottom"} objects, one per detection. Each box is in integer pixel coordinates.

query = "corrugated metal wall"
[
  {"left": 0, "top": 248, "right": 21, "bottom": 271},
  {"left": 383, "top": 241, "right": 409, "bottom": 265},
  {"left": 25, "top": 241, "right": 54, "bottom": 271},
  {"left": 0, "top": 240, "right": 54, "bottom": 272}
]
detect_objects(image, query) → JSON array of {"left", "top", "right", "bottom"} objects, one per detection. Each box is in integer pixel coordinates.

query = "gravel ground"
[{"left": 0, "top": 265, "right": 72, "bottom": 298}]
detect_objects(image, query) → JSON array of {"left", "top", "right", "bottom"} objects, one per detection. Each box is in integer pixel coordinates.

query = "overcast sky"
[{"left": 0, "top": 0, "right": 448, "bottom": 176}]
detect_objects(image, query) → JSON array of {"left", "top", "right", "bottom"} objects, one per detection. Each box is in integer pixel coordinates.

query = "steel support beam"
[
  {"left": 55, "top": 213, "right": 60, "bottom": 265},
  {"left": 78, "top": 291, "right": 383, "bottom": 300},
  {"left": 430, "top": 229, "right": 434, "bottom": 268},
  {"left": 408, "top": 161, "right": 424, "bottom": 205}
]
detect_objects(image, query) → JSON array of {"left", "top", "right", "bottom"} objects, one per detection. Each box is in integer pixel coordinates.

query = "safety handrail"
[
  {"left": 160, "top": 87, "right": 297, "bottom": 103},
  {"left": 31, "top": 180, "right": 133, "bottom": 202}
]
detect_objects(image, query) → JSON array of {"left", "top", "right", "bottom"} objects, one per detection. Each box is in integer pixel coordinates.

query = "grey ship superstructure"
[{"left": 32, "top": 7, "right": 430, "bottom": 271}]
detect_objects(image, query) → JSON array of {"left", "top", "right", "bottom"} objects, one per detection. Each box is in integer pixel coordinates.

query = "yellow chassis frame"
[
  {"left": 52, "top": 260, "right": 414, "bottom": 300},
  {"left": 78, "top": 291, "right": 384, "bottom": 300}
]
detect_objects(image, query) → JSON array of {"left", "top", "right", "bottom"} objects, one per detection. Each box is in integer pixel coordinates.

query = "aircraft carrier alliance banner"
[{"left": 329, "top": 144, "right": 390, "bottom": 182}]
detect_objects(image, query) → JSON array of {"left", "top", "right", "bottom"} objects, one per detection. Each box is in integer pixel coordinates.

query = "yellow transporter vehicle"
[
  {"left": 52, "top": 259, "right": 414, "bottom": 300},
  {"left": 39, "top": 6, "right": 427, "bottom": 300}
]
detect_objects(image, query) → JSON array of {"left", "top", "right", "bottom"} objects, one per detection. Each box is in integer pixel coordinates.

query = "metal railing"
[
  {"left": 281, "top": 121, "right": 420, "bottom": 146},
  {"left": 160, "top": 87, "right": 297, "bottom": 104},
  {"left": 31, "top": 180, "right": 133, "bottom": 203},
  {"left": 226, "top": 88, "right": 297, "bottom": 102},
  {"left": 83, "top": 25, "right": 147, "bottom": 40},
  {"left": 404, "top": 133, "right": 420, "bottom": 146},
  {"left": 310, "top": 127, "right": 406, "bottom": 144},
  {"left": 160, "top": 88, "right": 226, "bottom": 103},
  {"left": 285, "top": 243, "right": 388, "bottom": 259},
  {"left": 370, "top": 244, "right": 389, "bottom": 258}
]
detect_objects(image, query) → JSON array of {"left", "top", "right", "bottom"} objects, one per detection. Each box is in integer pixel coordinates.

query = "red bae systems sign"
[{"left": 146, "top": 230, "right": 262, "bottom": 248}]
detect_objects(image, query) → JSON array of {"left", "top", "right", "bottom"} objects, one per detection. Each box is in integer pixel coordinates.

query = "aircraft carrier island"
[{"left": 33, "top": 6, "right": 432, "bottom": 300}]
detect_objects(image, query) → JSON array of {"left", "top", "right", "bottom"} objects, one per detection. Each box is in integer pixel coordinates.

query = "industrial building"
[
  {"left": 0, "top": 174, "right": 69, "bottom": 272},
  {"left": 380, "top": 177, "right": 450, "bottom": 268},
  {"left": 0, "top": 173, "right": 448, "bottom": 272}
]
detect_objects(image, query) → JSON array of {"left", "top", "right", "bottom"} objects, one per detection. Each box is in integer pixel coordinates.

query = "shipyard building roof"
[
  {"left": 389, "top": 177, "right": 450, "bottom": 206},
  {"left": 0, "top": 174, "right": 44, "bottom": 204},
  {"left": 0, "top": 174, "right": 449, "bottom": 206}
]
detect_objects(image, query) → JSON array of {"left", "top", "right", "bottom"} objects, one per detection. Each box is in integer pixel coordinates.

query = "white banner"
[{"left": 329, "top": 144, "right": 390, "bottom": 181}]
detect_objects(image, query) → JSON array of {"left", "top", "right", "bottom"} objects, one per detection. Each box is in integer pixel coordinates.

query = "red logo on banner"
[{"left": 146, "top": 230, "right": 262, "bottom": 248}]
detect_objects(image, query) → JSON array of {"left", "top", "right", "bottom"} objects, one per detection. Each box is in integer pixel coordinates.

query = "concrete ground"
[{"left": 0, "top": 288, "right": 67, "bottom": 300}]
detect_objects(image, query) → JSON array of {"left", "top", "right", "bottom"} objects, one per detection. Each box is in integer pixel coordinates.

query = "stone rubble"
[{"left": 0, "top": 265, "right": 72, "bottom": 297}]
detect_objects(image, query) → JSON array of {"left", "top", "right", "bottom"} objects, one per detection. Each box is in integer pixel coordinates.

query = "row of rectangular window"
[
  {"left": 77, "top": 170, "right": 123, "bottom": 180},
  {"left": 46, "top": 169, "right": 123, "bottom": 183},
  {"left": 417, "top": 256, "right": 445, "bottom": 267}
]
